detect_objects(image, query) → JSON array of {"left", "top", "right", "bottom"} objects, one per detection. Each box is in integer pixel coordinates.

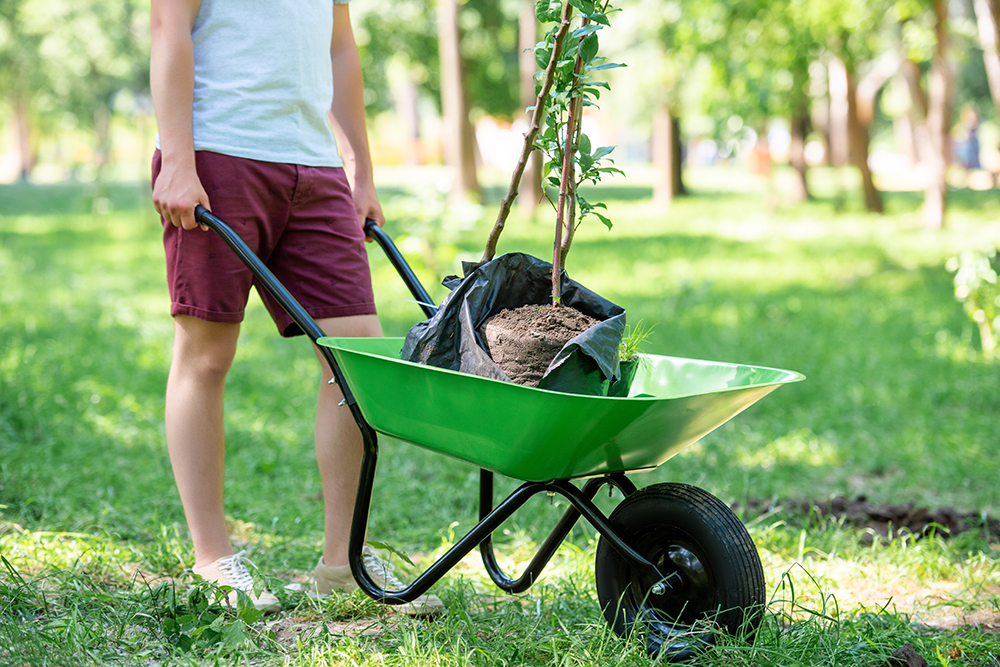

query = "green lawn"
[{"left": 1, "top": 166, "right": 998, "bottom": 664}]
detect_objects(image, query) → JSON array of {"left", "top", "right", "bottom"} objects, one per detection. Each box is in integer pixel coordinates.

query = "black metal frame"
[{"left": 194, "top": 206, "right": 665, "bottom": 606}]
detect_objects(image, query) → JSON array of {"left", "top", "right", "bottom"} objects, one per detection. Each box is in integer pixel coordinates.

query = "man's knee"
[
  {"left": 315, "top": 314, "right": 382, "bottom": 338},
  {"left": 172, "top": 316, "right": 240, "bottom": 381}
]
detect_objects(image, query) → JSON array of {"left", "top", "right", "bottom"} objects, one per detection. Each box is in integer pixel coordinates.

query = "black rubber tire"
[{"left": 595, "top": 483, "right": 765, "bottom": 660}]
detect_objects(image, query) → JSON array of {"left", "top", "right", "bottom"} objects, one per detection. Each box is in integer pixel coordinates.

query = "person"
[
  {"left": 149, "top": 0, "right": 442, "bottom": 615},
  {"left": 958, "top": 108, "right": 982, "bottom": 171}
]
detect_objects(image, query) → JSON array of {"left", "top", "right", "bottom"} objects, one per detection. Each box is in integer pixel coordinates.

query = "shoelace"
[
  {"left": 361, "top": 546, "right": 405, "bottom": 590},
  {"left": 214, "top": 550, "right": 256, "bottom": 591}
]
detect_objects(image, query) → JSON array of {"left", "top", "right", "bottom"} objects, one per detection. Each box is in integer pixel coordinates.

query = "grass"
[{"left": 1, "top": 165, "right": 999, "bottom": 664}]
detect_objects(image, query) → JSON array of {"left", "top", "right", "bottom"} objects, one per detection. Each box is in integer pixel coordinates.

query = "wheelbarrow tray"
[{"left": 319, "top": 336, "right": 803, "bottom": 482}]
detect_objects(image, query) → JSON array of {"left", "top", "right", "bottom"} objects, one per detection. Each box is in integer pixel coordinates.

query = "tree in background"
[
  {"left": 519, "top": 0, "right": 544, "bottom": 216},
  {"left": 705, "top": 0, "right": 820, "bottom": 203},
  {"left": 802, "top": 0, "right": 890, "bottom": 213},
  {"left": 0, "top": 0, "right": 46, "bottom": 179},
  {"left": 924, "top": 0, "right": 955, "bottom": 228},
  {"left": 609, "top": 0, "right": 705, "bottom": 205},
  {"left": 0, "top": 0, "right": 148, "bottom": 181},
  {"left": 355, "top": 0, "right": 520, "bottom": 202},
  {"left": 973, "top": 0, "right": 1000, "bottom": 143},
  {"left": 438, "top": 0, "right": 481, "bottom": 202}
]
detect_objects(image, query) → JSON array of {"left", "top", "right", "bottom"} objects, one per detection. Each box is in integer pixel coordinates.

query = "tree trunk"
[
  {"left": 519, "top": 0, "right": 543, "bottom": 216},
  {"left": 13, "top": 96, "right": 33, "bottom": 181},
  {"left": 847, "top": 75, "right": 884, "bottom": 214},
  {"left": 894, "top": 112, "right": 918, "bottom": 165},
  {"left": 788, "top": 112, "right": 810, "bottom": 202},
  {"left": 810, "top": 72, "right": 833, "bottom": 167},
  {"left": 788, "top": 71, "right": 811, "bottom": 202},
  {"left": 652, "top": 105, "right": 685, "bottom": 203},
  {"left": 833, "top": 58, "right": 883, "bottom": 213},
  {"left": 925, "top": 0, "right": 954, "bottom": 228},
  {"left": 828, "top": 59, "right": 850, "bottom": 167},
  {"left": 391, "top": 67, "right": 422, "bottom": 165},
  {"left": 974, "top": 0, "right": 1000, "bottom": 111},
  {"left": 94, "top": 103, "right": 112, "bottom": 177},
  {"left": 899, "top": 58, "right": 931, "bottom": 165},
  {"left": 437, "top": 0, "right": 480, "bottom": 202}
]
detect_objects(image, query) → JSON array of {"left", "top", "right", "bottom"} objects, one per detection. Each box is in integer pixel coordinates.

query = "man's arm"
[
  {"left": 329, "top": 2, "right": 384, "bottom": 232},
  {"left": 150, "top": 0, "right": 208, "bottom": 231}
]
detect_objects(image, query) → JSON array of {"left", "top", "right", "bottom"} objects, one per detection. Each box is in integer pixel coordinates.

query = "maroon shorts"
[{"left": 152, "top": 150, "right": 377, "bottom": 337}]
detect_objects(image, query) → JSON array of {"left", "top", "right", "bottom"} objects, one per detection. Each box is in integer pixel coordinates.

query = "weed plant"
[{"left": 1, "top": 168, "right": 999, "bottom": 664}]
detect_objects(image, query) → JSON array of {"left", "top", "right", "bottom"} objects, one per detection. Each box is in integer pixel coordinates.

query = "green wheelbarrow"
[{"left": 194, "top": 206, "right": 804, "bottom": 659}]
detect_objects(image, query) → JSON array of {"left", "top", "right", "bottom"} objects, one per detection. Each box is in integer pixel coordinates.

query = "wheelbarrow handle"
[
  {"left": 192, "top": 207, "right": 437, "bottom": 330},
  {"left": 363, "top": 220, "right": 438, "bottom": 319},
  {"left": 194, "top": 205, "right": 327, "bottom": 342}
]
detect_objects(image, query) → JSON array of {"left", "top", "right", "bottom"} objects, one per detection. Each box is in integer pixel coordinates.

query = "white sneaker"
[
  {"left": 307, "top": 545, "right": 444, "bottom": 616},
  {"left": 192, "top": 551, "right": 281, "bottom": 614}
]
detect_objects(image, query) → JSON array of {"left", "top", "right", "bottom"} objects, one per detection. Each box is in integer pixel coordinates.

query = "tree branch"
[{"left": 480, "top": 2, "right": 574, "bottom": 263}]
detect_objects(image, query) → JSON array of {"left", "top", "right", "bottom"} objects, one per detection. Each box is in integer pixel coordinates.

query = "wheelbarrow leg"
[{"left": 478, "top": 470, "right": 641, "bottom": 594}]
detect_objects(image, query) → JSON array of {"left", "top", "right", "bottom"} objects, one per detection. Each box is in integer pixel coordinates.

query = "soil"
[
  {"left": 482, "top": 303, "right": 599, "bottom": 387},
  {"left": 734, "top": 495, "right": 1000, "bottom": 543}
]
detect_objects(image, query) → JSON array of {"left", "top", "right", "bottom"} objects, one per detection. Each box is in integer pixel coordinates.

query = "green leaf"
[
  {"left": 592, "top": 145, "right": 614, "bottom": 160},
  {"left": 221, "top": 619, "right": 249, "bottom": 647},
  {"left": 535, "top": 0, "right": 562, "bottom": 23},
  {"left": 580, "top": 33, "right": 599, "bottom": 64},
  {"left": 571, "top": 24, "right": 602, "bottom": 39},
  {"left": 594, "top": 212, "right": 613, "bottom": 229},
  {"left": 568, "top": 0, "right": 596, "bottom": 14},
  {"left": 590, "top": 11, "right": 610, "bottom": 25},
  {"left": 535, "top": 46, "right": 552, "bottom": 70},
  {"left": 589, "top": 62, "right": 625, "bottom": 71},
  {"left": 579, "top": 133, "right": 592, "bottom": 155},
  {"left": 367, "top": 540, "right": 416, "bottom": 567}
]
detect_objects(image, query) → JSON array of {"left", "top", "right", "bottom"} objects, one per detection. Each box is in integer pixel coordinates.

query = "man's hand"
[
  {"left": 153, "top": 160, "right": 211, "bottom": 230},
  {"left": 351, "top": 178, "right": 384, "bottom": 242}
]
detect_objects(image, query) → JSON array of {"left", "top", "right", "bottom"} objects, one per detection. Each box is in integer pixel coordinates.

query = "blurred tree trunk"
[
  {"left": 652, "top": 105, "right": 686, "bottom": 204},
  {"left": 811, "top": 95, "right": 833, "bottom": 166},
  {"left": 894, "top": 112, "right": 918, "bottom": 165},
  {"left": 828, "top": 59, "right": 850, "bottom": 167},
  {"left": 924, "top": 0, "right": 953, "bottom": 228},
  {"left": 94, "top": 103, "right": 112, "bottom": 177},
  {"left": 13, "top": 96, "right": 33, "bottom": 181},
  {"left": 788, "top": 68, "right": 811, "bottom": 202},
  {"left": 831, "top": 58, "right": 883, "bottom": 213},
  {"left": 899, "top": 57, "right": 931, "bottom": 165},
  {"left": 974, "top": 0, "right": 1000, "bottom": 111},
  {"left": 519, "top": 0, "right": 543, "bottom": 216},
  {"left": 391, "top": 66, "right": 422, "bottom": 165},
  {"left": 437, "top": 0, "right": 481, "bottom": 202},
  {"left": 788, "top": 110, "right": 810, "bottom": 202}
]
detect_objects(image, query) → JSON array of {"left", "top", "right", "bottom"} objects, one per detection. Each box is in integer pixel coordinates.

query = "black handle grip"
[
  {"left": 193, "top": 207, "right": 437, "bottom": 327},
  {"left": 194, "top": 205, "right": 329, "bottom": 341},
  {"left": 363, "top": 219, "right": 437, "bottom": 319}
]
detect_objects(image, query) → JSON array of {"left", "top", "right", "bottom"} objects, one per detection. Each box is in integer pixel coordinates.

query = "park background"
[{"left": 2, "top": 0, "right": 1000, "bottom": 664}]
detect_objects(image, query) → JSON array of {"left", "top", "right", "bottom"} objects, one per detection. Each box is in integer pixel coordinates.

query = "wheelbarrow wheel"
[{"left": 594, "top": 482, "right": 765, "bottom": 660}]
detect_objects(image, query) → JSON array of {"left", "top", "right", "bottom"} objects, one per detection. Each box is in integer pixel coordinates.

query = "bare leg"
[
  {"left": 313, "top": 315, "right": 383, "bottom": 567},
  {"left": 165, "top": 315, "right": 240, "bottom": 569}
]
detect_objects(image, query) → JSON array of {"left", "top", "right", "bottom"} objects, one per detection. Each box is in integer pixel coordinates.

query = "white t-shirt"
[{"left": 184, "top": 0, "right": 350, "bottom": 167}]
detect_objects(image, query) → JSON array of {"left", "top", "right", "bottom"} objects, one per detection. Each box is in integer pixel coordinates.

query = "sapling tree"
[
  {"left": 947, "top": 246, "right": 1000, "bottom": 361},
  {"left": 481, "top": 0, "right": 624, "bottom": 306}
]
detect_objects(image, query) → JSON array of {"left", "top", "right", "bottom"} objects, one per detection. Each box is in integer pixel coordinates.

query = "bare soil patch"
[
  {"left": 737, "top": 495, "right": 1000, "bottom": 542},
  {"left": 482, "top": 304, "right": 598, "bottom": 386}
]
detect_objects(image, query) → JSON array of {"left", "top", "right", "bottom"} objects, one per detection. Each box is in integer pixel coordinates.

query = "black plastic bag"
[{"left": 400, "top": 253, "right": 626, "bottom": 396}]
